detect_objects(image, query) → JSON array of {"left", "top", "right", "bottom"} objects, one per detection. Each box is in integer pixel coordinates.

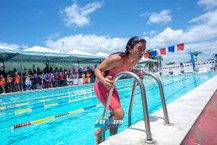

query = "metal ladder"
[{"left": 100, "top": 71, "right": 170, "bottom": 144}]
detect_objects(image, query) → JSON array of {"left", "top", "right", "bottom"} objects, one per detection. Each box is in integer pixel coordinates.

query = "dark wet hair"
[
  {"left": 109, "top": 36, "right": 146, "bottom": 57},
  {"left": 125, "top": 36, "right": 146, "bottom": 55}
]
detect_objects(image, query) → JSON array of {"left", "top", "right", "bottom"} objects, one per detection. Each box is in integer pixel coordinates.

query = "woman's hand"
[
  {"left": 102, "top": 76, "right": 114, "bottom": 90},
  {"left": 138, "top": 70, "right": 144, "bottom": 80}
]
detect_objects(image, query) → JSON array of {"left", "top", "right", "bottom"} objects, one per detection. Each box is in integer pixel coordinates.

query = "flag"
[
  {"left": 177, "top": 43, "right": 184, "bottom": 51},
  {"left": 143, "top": 52, "right": 150, "bottom": 58},
  {"left": 151, "top": 50, "right": 157, "bottom": 56},
  {"left": 168, "top": 46, "right": 175, "bottom": 52},
  {"left": 160, "top": 48, "right": 166, "bottom": 55}
]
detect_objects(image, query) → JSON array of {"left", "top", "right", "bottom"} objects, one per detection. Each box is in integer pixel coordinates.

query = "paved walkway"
[{"left": 181, "top": 90, "right": 217, "bottom": 145}]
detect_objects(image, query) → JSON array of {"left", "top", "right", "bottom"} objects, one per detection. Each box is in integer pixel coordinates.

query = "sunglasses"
[{"left": 130, "top": 36, "right": 146, "bottom": 48}]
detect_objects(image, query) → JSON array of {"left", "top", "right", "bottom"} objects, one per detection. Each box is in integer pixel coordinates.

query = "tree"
[{"left": 143, "top": 49, "right": 162, "bottom": 72}]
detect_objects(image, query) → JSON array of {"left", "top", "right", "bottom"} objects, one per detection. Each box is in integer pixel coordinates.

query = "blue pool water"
[{"left": 0, "top": 72, "right": 216, "bottom": 145}]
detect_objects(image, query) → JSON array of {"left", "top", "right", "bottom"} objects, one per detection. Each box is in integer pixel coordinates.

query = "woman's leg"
[
  {"left": 94, "top": 128, "right": 102, "bottom": 144},
  {"left": 109, "top": 108, "right": 124, "bottom": 135},
  {"left": 94, "top": 82, "right": 123, "bottom": 144},
  {"left": 94, "top": 108, "right": 124, "bottom": 144}
]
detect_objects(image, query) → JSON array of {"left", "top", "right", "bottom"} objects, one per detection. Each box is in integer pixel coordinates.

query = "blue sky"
[{"left": 0, "top": 0, "right": 217, "bottom": 64}]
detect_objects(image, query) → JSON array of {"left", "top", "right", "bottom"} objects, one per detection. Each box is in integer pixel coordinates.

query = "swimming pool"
[{"left": 0, "top": 72, "right": 216, "bottom": 145}]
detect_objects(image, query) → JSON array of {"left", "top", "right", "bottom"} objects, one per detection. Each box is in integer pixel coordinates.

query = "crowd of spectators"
[{"left": 0, "top": 64, "right": 96, "bottom": 94}]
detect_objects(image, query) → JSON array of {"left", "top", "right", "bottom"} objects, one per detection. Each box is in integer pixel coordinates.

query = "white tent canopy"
[
  {"left": 19, "top": 46, "right": 68, "bottom": 62},
  {"left": 0, "top": 45, "right": 20, "bottom": 62},
  {"left": 95, "top": 52, "right": 109, "bottom": 58},
  {"left": 67, "top": 49, "right": 105, "bottom": 62},
  {"left": 67, "top": 49, "right": 93, "bottom": 56},
  {"left": 23, "top": 46, "right": 61, "bottom": 53},
  {"left": 0, "top": 45, "right": 20, "bottom": 53},
  {"left": 1, "top": 45, "right": 107, "bottom": 65}
]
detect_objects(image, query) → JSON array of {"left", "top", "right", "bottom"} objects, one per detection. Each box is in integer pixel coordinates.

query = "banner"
[
  {"left": 151, "top": 50, "right": 157, "bottom": 56},
  {"left": 160, "top": 48, "right": 166, "bottom": 55},
  {"left": 168, "top": 46, "right": 175, "bottom": 52},
  {"left": 177, "top": 43, "right": 184, "bottom": 51},
  {"left": 143, "top": 52, "right": 150, "bottom": 58}
]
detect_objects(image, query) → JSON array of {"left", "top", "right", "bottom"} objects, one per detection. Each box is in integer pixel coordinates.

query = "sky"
[{"left": 0, "top": 0, "right": 217, "bottom": 64}]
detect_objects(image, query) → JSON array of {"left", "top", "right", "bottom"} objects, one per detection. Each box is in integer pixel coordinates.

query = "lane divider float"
[{"left": 12, "top": 103, "right": 102, "bottom": 130}]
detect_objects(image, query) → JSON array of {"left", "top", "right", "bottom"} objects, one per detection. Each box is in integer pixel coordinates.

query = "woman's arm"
[{"left": 94, "top": 55, "right": 122, "bottom": 90}]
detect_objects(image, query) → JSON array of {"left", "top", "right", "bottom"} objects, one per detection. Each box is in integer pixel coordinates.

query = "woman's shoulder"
[{"left": 108, "top": 53, "right": 123, "bottom": 61}]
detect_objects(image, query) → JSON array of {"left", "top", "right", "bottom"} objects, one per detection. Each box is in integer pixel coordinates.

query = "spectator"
[
  {"left": 25, "top": 73, "right": 32, "bottom": 91},
  {"left": 6, "top": 75, "right": 13, "bottom": 93},
  {"left": 40, "top": 73, "right": 45, "bottom": 89},
  {"left": 54, "top": 71, "right": 59, "bottom": 87},
  {"left": 180, "top": 67, "right": 184, "bottom": 74},
  {"left": 48, "top": 72, "right": 54, "bottom": 88},
  {"left": 45, "top": 73, "right": 49, "bottom": 88},
  {"left": 66, "top": 75, "right": 73, "bottom": 86},
  {"left": 0, "top": 75, "right": 6, "bottom": 93},
  {"left": 210, "top": 64, "right": 216, "bottom": 71},
  {"left": 169, "top": 68, "right": 173, "bottom": 75},
  {"left": 14, "top": 72, "right": 20, "bottom": 92}
]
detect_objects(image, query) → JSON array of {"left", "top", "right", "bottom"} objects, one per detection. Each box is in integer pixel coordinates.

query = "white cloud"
[
  {"left": 197, "top": 0, "right": 217, "bottom": 10},
  {"left": 44, "top": 4, "right": 217, "bottom": 64},
  {"left": 185, "top": 9, "right": 217, "bottom": 42},
  {"left": 62, "top": 2, "right": 102, "bottom": 27},
  {"left": 147, "top": 10, "right": 172, "bottom": 24},
  {"left": 143, "top": 8, "right": 217, "bottom": 64},
  {"left": 145, "top": 10, "right": 217, "bottom": 48},
  {"left": 45, "top": 34, "right": 127, "bottom": 54},
  {"left": 45, "top": 7, "right": 217, "bottom": 63},
  {"left": 162, "top": 40, "right": 217, "bottom": 64},
  {"left": 145, "top": 27, "right": 184, "bottom": 49},
  {"left": 45, "top": 32, "right": 60, "bottom": 40}
]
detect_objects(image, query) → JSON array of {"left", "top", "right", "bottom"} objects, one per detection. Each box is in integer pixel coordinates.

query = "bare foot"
[{"left": 94, "top": 129, "right": 101, "bottom": 144}]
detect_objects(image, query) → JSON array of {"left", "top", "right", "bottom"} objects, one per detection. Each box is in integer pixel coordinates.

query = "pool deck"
[
  {"left": 181, "top": 90, "right": 217, "bottom": 144},
  {"left": 100, "top": 75, "right": 217, "bottom": 145}
]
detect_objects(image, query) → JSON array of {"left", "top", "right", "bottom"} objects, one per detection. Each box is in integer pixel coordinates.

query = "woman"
[{"left": 94, "top": 36, "right": 146, "bottom": 144}]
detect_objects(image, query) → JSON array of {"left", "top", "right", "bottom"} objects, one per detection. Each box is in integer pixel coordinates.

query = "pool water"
[{"left": 0, "top": 72, "right": 216, "bottom": 145}]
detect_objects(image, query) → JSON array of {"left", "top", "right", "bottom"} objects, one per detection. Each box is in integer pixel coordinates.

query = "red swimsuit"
[{"left": 94, "top": 59, "right": 132, "bottom": 112}]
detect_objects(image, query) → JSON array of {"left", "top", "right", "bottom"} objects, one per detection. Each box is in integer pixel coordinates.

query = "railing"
[
  {"left": 100, "top": 71, "right": 170, "bottom": 144},
  {"left": 100, "top": 71, "right": 153, "bottom": 143},
  {"left": 128, "top": 72, "right": 170, "bottom": 127}
]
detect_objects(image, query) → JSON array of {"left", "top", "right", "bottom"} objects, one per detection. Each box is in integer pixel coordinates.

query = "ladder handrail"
[
  {"left": 100, "top": 71, "right": 153, "bottom": 143},
  {"left": 128, "top": 72, "right": 170, "bottom": 127},
  {"left": 143, "top": 72, "right": 170, "bottom": 124},
  {"left": 128, "top": 81, "right": 137, "bottom": 127}
]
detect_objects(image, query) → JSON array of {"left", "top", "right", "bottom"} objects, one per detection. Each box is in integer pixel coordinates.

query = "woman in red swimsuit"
[{"left": 94, "top": 36, "right": 146, "bottom": 144}]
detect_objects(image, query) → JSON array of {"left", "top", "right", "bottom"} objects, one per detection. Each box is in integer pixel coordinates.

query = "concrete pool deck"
[{"left": 100, "top": 75, "right": 217, "bottom": 145}]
